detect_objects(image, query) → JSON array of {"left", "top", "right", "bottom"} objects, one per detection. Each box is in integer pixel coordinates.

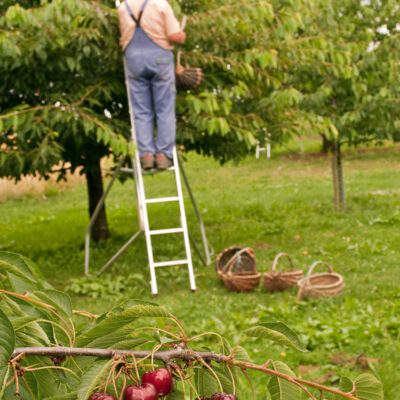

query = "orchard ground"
[{"left": 1, "top": 139, "right": 399, "bottom": 399}]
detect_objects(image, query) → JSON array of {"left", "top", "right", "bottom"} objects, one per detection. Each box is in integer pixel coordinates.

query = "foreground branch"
[{"left": 12, "top": 347, "right": 358, "bottom": 399}]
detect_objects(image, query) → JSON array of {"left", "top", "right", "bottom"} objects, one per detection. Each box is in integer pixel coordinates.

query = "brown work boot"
[
  {"left": 155, "top": 153, "right": 173, "bottom": 170},
  {"left": 140, "top": 153, "right": 155, "bottom": 170}
]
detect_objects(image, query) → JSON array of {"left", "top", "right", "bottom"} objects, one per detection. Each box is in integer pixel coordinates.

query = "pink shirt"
[{"left": 118, "top": 0, "right": 181, "bottom": 51}]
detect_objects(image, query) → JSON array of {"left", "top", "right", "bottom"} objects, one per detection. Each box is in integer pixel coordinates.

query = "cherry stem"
[
  {"left": 168, "top": 315, "right": 187, "bottom": 339},
  {"left": 197, "top": 356, "right": 223, "bottom": 394},
  {"left": 72, "top": 309, "right": 99, "bottom": 320},
  {"left": 112, "top": 363, "right": 119, "bottom": 398},
  {"left": 135, "top": 326, "right": 180, "bottom": 341},
  {"left": 175, "top": 363, "right": 187, "bottom": 398},
  {"left": 129, "top": 353, "right": 141, "bottom": 382},
  {"left": 11, "top": 362, "right": 20, "bottom": 397},
  {"left": 150, "top": 344, "right": 163, "bottom": 371},
  {"left": 289, "top": 378, "right": 317, "bottom": 400},
  {"left": 23, "top": 365, "right": 79, "bottom": 379},
  {"left": 104, "top": 363, "right": 118, "bottom": 393},
  {"left": 20, "top": 374, "right": 35, "bottom": 399},
  {"left": 241, "top": 369, "right": 255, "bottom": 400},
  {"left": 119, "top": 372, "right": 127, "bottom": 400},
  {"left": 226, "top": 364, "right": 236, "bottom": 395},
  {"left": 187, "top": 331, "right": 224, "bottom": 343},
  {"left": 26, "top": 318, "right": 73, "bottom": 347}
]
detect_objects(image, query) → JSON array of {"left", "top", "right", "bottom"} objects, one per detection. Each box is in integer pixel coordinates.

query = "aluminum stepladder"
[{"left": 84, "top": 56, "right": 212, "bottom": 295}]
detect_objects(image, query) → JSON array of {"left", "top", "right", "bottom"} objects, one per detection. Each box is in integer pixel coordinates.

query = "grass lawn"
[{"left": 1, "top": 141, "right": 399, "bottom": 398}]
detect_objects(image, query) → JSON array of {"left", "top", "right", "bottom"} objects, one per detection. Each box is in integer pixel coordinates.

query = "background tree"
[
  {"left": 0, "top": 0, "right": 130, "bottom": 240},
  {"left": 295, "top": 0, "right": 400, "bottom": 210},
  {"left": 2, "top": 0, "right": 392, "bottom": 235}
]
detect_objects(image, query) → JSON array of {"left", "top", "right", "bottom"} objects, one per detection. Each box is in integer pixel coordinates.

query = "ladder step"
[
  {"left": 154, "top": 259, "right": 188, "bottom": 267},
  {"left": 145, "top": 196, "right": 179, "bottom": 204},
  {"left": 149, "top": 228, "right": 184, "bottom": 235},
  {"left": 120, "top": 167, "right": 134, "bottom": 173}
]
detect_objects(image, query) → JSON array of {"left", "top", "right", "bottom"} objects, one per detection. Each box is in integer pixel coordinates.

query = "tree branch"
[{"left": 11, "top": 347, "right": 359, "bottom": 399}]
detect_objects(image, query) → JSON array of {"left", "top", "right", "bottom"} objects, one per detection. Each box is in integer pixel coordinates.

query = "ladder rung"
[
  {"left": 121, "top": 167, "right": 134, "bottom": 173},
  {"left": 149, "top": 228, "right": 184, "bottom": 235},
  {"left": 154, "top": 259, "right": 188, "bottom": 268},
  {"left": 145, "top": 196, "right": 179, "bottom": 204}
]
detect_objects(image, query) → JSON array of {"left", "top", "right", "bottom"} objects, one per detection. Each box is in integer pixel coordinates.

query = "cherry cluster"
[{"left": 89, "top": 368, "right": 173, "bottom": 400}]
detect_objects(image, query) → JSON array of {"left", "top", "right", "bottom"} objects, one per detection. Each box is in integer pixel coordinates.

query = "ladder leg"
[
  {"left": 179, "top": 159, "right": 212, "bottom": 265},
  {"left": 173, "top": 147, "right": 197, "bottom": 291},
  {"left": 134, "top": 151, "right": 159, "bottom": 295}
]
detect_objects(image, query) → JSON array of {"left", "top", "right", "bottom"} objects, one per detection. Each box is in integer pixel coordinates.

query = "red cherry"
[
  {"left": 141, "top": 368, "right": 173, "bottom": 396},
  {"left": 89, "top": 393, "right": 116, "bottom": 400},
  {"left": 210, "top": 393, "right": 237, "bottom": 400},
  {"left": 124, "top": 383, "right": 158, "bottom": 400},
  {"left": 89, "top": 394, "right": 104, "bottom": 400}
]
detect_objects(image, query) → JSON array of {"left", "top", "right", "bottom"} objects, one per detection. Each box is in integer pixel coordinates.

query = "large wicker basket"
[
  {"left": 263, "top": 253, "right": 303, "bottom": 292},
  {"left": 297, "top": 261, "right": 344, "bottom": 300},
  {"left": 215, "top": 247, "right": 260, "bottom": 292}
]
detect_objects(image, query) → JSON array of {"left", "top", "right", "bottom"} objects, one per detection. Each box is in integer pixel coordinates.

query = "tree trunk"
[
  {"left": 331, "top": 141, "right": 346, "bottom": 212},
  {"left": 85, "top": 157, "right": 110, "bottom": 241},
  {"left": 320, "top": 133, "right": 333, "bottom": 153}
]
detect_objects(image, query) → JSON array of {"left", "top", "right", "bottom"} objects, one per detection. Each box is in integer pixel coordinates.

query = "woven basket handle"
[
  {"left": 306, "top": 261, "right": 333, "bottom": 278},
  {"left": 222, "top": 247, "right": 254, "bottom": 275},
  {"left": 297, "top": 261, "right": 335, "bottom": 301},
  {"left": 271, "top": 252, "right": 295, "bottom": 272},
  {"left": 175, "top": 51, "right": 185, "bottom": 74},
  {"left": 180, "top": 15, "right": 187, "bottom": 30}
]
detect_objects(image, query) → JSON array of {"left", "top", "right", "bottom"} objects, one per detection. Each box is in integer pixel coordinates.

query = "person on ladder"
[{"left": 118, "top": 0, "right": 185, "bottom": 170}]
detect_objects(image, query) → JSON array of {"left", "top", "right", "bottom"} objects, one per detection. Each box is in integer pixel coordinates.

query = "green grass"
[{"left": 1, "top": 142, "right": 400, "bottom": 398}]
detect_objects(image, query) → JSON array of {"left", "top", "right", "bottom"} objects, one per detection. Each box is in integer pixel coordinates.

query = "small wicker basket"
[
  {"left": 215, "top": 247, "right": 260, "bottom": 292},
  {"left": 263, "top": 253, "right": 303, "bottom": 292},
  {"left": 297, "top": 261, "right": 344, "bottom": 300}
]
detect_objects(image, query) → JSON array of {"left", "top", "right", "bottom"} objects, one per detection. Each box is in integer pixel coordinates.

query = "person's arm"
[
  {"left": 168, "top": 30, "right": 186, "bottom": 44},
  {"left": 163, "top": 0, "right": 186, "bottom": 45}
]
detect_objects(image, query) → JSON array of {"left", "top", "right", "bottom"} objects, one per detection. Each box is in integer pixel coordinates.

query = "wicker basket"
[
  {"left": 297, "top": 261, "right": 344, "bottom": 300},
  {"left": 215, "top": 247, "right": 260, "bottom": 292},
  {"left": 263, "top": 253, "right": 303, "bottom": 292}
]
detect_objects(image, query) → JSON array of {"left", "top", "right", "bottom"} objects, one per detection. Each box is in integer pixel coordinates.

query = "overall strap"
[{"left": 125, "top": 0, "right": 151, "bottom": 27}]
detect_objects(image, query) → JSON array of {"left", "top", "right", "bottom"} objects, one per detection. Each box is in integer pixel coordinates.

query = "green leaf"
[
  {"left": 267, "top": 361, "right": 302, "bottom": 400},
  {"left": 166, "top": 389, "right": 185, "bottom": 400},
  {"left": 245, "top": 322, "right": 306, "bottom": 352},
  {"left": 11, "top": 316, "right": 51, "bottom": 345},
  {"left": 76, "top": 303, "right": 170, "bottom": 347},
  {"left": 233, "top": 346, "right": 251, "bottom": 362},
  {"left": 0, "top": 309, "right": 15, "bottom": 368},
  {"left": 0, "top": 252, "right": 44, "bottom": 288},
  {"left": 0, "top": 366, "right": 11, "bottom": 398},
  {"left": 7, "top": 272, "right": 38, "bottom": 293},
  {"left": 327, "top": 377, "right": 353, "bottom": 400},
  {"left": 30, "top": 356, "right": 64, "bottom": 398},
  {"left": 34, "top": 290, "right": 72, "bottom": 317},
  {"left": 196, "top": 367, "right": 219, "bottom": 398},
  {"left": 122, "top": 304, "right": 172, "bottom": 319},
  {"left": 338, "top": 376, "right": 354, "bottom": 392},
  {"left": 354, "top": 373, "right": 383, "bottom": 400},
  {"left": 44, "top": 393, "right": 78, "bottom": 400},
  {"left": 77, "top": 359, "right": 113, "bottom": 400}
]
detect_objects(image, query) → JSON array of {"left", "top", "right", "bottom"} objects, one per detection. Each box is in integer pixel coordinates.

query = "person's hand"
[{"left": 168, "top": 31, "right": 186, "bottom": 44}]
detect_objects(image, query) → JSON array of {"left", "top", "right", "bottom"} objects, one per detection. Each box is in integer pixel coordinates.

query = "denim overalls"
[{"left": 125, "top": 0, "right": 176, "bottom": 159}]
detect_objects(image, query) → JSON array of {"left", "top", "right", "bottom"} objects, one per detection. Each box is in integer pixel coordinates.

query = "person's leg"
[
  {"left": 125, "top": 42, "right": 156, "bottom": 159},
  {"left": 129, "top": 75, "right": 156, "bottom": 158},
  {"left": 151, "top": 56, "right": 176, "bottom": 160}
]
